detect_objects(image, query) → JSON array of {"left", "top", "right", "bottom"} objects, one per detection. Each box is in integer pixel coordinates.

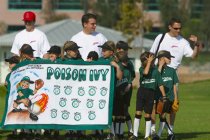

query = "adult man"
[
  {"left": 71, "top": 13, "right": 107, "bottom": 60},
  {"left": 150, "top": 18, "right": 199, "bottom": 140},
  {"left": 150, "top": 18, "right": 199, "bottom": 69},
  {"left": 11, "top": 11, "right": 50, "bottom": 58}
]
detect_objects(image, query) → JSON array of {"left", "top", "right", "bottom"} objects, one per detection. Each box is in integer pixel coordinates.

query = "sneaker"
[
  {"left": 105, "top": 133, "right": 115, "bottom": 140},
  {"left": 152, "top": 135, "right": 160, "bottom": 140},
  {"left": 129, "top": 135, "right": 138, "bottom": 140},
  {"left": 29, "top": 113, "right": 39, "bottom": 121},
  {"left": 128, "top": 131, "right": 133, "bottom": 137},
  {"left": 167, "top": 134, "right": 175, "bottom": 140},
  {"left": 54, "top": 130, "right": 59, "bottom": 138},
  {"left": 43, "top": 130, "right": 51, "bottom": 137},
  {"left": 118, "top": 134, "right": 124, "bottom": 140},
  {"left": 12, "top": 108, "right": 22, "bottom": 112}
]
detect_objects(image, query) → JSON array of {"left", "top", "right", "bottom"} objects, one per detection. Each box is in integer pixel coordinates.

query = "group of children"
[
  {"left": 129, "top": 50, "right": 178, "bottom": 140},
  {"left": 4, "top": 40, "right": 178, "bottom": 140}
]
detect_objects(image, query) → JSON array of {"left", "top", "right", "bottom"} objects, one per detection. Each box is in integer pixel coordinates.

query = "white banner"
[{"left": 1, "top": 60, "right": 115, "bottom": 130}]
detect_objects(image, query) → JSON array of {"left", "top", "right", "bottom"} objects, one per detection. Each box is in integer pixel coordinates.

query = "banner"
[{"left": 1, "top": 60, "right": 115, "bottom": 130}]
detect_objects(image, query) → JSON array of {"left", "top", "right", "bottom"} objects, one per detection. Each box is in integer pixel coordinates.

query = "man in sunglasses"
[
  {"left": 11, "top": 11, "right": 50, "bottom": 58},
  {"left": 149, "top": 18, "right": 200, "bottom": 140}
]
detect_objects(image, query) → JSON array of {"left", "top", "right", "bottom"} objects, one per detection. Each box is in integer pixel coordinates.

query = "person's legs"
[
  {"left": 144, "top": 114, "right": 152, "bottom": 138},
  {"left": 133, "top": 111, "right": 142, "bottom": 137},
  {"left": 157, "top": 114, "right": 166, "bottom": 137},
  {"left": 151, "top": 102, "right": 157, "bottom": 135}
]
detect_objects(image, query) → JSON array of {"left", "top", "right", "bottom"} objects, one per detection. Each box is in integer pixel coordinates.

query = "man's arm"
[{"left": 189, "top": 35, "right": 199, "bottom": 59}]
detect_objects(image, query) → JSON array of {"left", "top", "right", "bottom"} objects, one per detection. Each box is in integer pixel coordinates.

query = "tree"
[
  {"left": 41, "top": 0, "right": 69, "bottom": 23},
  {"left": 200, "top": 0, "right": 210, "bottom": 50},
  {"left": 92, "top": 0, "right": 120, "bottom": 28},
  {"left": 115, "top": 0, "right": 144, "bottom": 43}
]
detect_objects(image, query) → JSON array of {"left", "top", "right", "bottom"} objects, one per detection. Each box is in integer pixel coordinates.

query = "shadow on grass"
[{"left": 174, "top": 132, "right": 210, "bottom": 140}]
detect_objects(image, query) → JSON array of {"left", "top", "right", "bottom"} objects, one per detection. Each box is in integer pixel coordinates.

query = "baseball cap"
[
  {"left": 116, "top": 41, "right": 132, "bottom": 50},
  {"left": 98, "top": 41, "right": 115, "bottom": 51},
  {"left": 64, "top": 41, "right": 81, "bottom": 51},
  {"left": 47, "top": 45, "right": 61, "bottom": 55},
  {"left": 23, "top": 11, "right": 36, "bottom": 21},
  {"left": 5, "top": 56, "right": 20, "bottom": 64},
  {"left": 157, "top": 50, "right": 175, "bottom": 59},
  {"left": 20, "top": 44, "right": 35, "bottom": 55},
  {"left": 21, "top": 76, "right": 34, "bottom": 84}
]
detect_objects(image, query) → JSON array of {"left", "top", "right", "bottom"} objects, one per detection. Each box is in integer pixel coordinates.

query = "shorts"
[
  {"left": 113, "top": 89, "right": 125, "bottom": 116},
  {"left": 136, "top": 86, "right": 155, "bottom": 114},
  {"left": 124, "top": 86, "right": 133, "bottom": 106}
]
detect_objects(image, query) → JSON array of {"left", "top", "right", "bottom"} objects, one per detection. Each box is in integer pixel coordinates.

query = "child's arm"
[
  {"left": 18, "top": 91, "right": 24, "bottom": 97},
  {"left": 143, "top": 54, "right": 154, "bottom": 75},
  {"left": 110, "top": 61, "right": 123, "bottom": 80},
  {"left": 125, "top": 84, "right": 131, "bottom": 92},
  {"left": 173, "top": 84, "right": 178, "bottom": 101},
  {"left": 159, "top": 85, "right": 166, "bottom": 97}
]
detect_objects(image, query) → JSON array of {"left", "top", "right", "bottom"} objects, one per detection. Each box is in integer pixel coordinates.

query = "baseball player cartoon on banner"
[{"left": 8, "top": 76, "right": 47, "bottom": 121}]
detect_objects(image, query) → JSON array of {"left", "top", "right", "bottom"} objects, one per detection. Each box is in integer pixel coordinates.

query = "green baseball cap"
[{"left": 21, "top": 76, "right": 34, "bottom": 84}]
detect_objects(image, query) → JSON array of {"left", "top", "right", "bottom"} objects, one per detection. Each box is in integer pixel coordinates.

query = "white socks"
[
  {"left": 145, "top": 120, "right": 151, "bottom": 138},
  {"left": 133, "top": 118, "right": 140, "bottom": 137}
]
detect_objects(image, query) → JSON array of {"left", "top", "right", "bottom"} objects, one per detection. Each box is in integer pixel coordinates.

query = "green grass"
[
  {"left": 1, "top": 80, "right": 210, "bottom": 139},
  {"left": 182, "top": 51, "right": 210, "bottom": 65}
]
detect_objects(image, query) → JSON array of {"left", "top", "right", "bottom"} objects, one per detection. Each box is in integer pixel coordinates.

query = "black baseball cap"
[
  {"left": 20, "top": 44, "right": 35, "bottom": 55},
  {"left": 5, "top": 56, "right": 20, "bottom": 64},
  {"left": 116, "top": 41, "right": 132, "bottom": 50},
  {"left": 47, "top": 45, "right": 61, "bottom": 55},
  {"left": 98, "top": 42, "right": 115, "bottom": 51},
  {"left": 64, "top": 41, "right": 81, "bottom": 51},
  {"left": 157, "top": 50, "right": 175, "bottom": 59}
]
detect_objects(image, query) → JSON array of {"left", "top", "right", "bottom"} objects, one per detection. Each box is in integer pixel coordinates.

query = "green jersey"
[
  {"left": 116, "top": 64, "right": 132, "bottom": 90},
  {"left": 16, "top": 88, "right": 34, "bottom": 100},
  {"left": 139, "top": 66, "right": 163, "bottom": 90},
  {"left": 157, "top": 66, "right": 179, "bottom": 101}
]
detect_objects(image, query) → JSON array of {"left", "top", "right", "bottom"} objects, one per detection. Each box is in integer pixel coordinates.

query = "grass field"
[{"left": 1, "top": 80, "right": 210, "bottom": 140}]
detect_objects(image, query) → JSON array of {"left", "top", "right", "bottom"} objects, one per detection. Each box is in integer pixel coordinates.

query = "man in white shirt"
[
  {"left": 11, "top": 11, "right": 50, "bottom": 58},
  {"left": 71, "top": 13, "right": 107, "bottom": 61},
  {"left": 150, "top": 18, "right": 200, "bottom": 140},
  {"left": 150, "top": 18, "right": 199, "bottom": 70}
]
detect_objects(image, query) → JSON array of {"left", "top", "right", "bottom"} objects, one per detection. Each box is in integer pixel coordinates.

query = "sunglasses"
[{"left": 172, "top": 27, "right": 181, "bottom": 30}]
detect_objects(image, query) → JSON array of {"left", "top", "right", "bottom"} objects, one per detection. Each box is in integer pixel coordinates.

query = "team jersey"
[
  {"left": 71, "top": 31, "right": 107, "bottom": 61},
  {"left": 116, "top": 64, "right": 132, "bottom": 93},
  {"left": 156, "top": 66, "right": 179, "bottom": 101},
  {"left": 16, "top": 88, "right": 33, "bottom": 100},
  {"left": 139, "top": 66, "right": 164, "bottom": 91},
  {"left": 11, "top": 29, "right": 50, "bottom": 58},
  {"left": 150, "top": 33, "right": 193, "bottom": 69}
]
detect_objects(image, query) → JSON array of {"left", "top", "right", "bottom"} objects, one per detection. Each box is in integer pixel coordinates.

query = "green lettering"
[
  {"left": 54, "top": 68, "right": 61, "bottom": 80},
  {"left": 65, "top": 68, "right": 71, "bottom": 80},
  {"left": 101, "top": 69, "right": 109, "bottom": 81},
  {"left": 61, "top": 68, "right": 65, "bottom": 80},
  {"left": 72, "top": 69, "right": 78, "bottom": 80},
  {"left": 78, "top": 69, "right": 87, "bottom": 81},
  {"left": 94, "top": 70, "right": 100, "bottom": 81},
  {"left": 47, "top": 67, "right": 54, "bottom": 79},
  {"left": 89, "top": 70, "right": 93, "bottom": 81}
]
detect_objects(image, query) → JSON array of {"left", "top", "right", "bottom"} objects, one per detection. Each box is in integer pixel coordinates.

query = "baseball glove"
[
  {"left": 156, "top": 97, "right": 172, "bottom": 114},
  {"left": 35, "top": 79, "right": 44, "bottom": 90},
  {"left": 172, "top": 100, "right": 179, "bottom": 112},
  {"left": 156, "top": 99, "right": 164, "bottom": 114}
]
